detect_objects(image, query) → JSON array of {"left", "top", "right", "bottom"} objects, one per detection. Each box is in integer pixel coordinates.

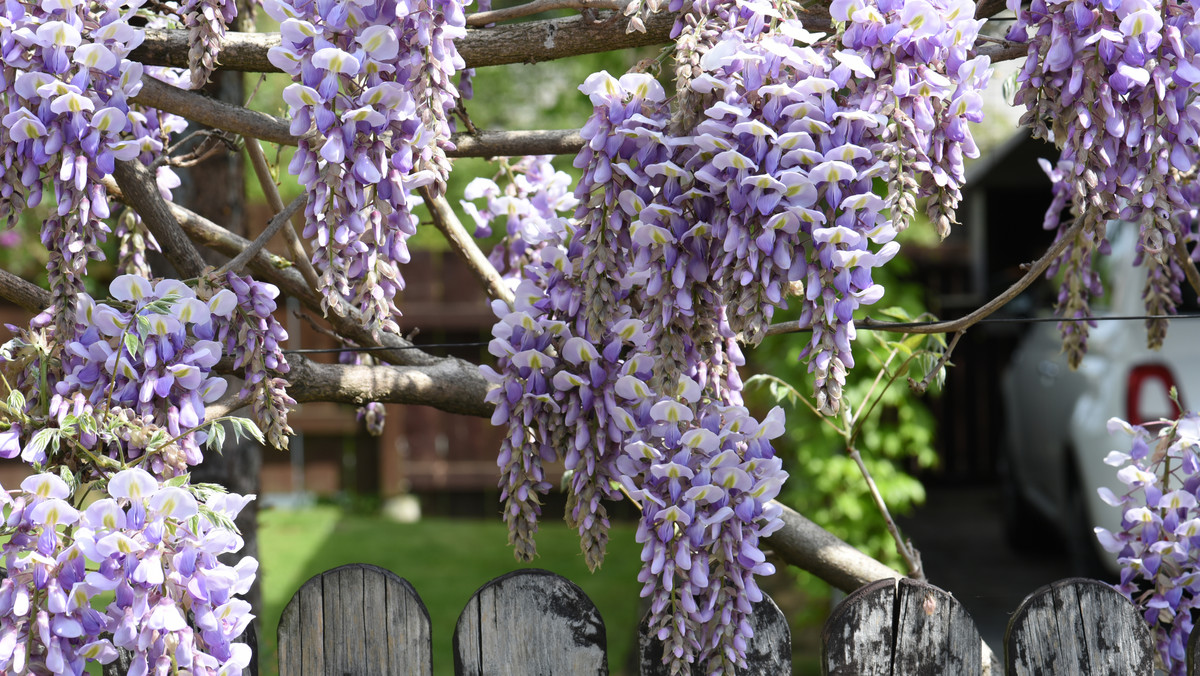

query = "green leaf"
[
  {"left": 58, "top": 466, "right": 79, "bottom": 496},
  {"left": 164, "top": 473, "right": 191, "bottom": 488},
  {"left": 876, "top": 306, "right": 914, "bottom": 322},
  {"left": 229, "top": 417, "right": 265, "bottom": 445},
  {"left": 123, "top": 331, "right": 141, "bottom": 359},
  {"left": 7, "top": 389, "right": 26, "bottom": 413},
  {"left": 206, "top": 422, "right": 226, "bottom": 453},
  {"left": 26, "top": 428, "right": 59, "bottom": 461},
  {"left": 134, "top": 314, "right": 152, "bottom": 340},
  {"left": 147, "top": 430, "right": 168, "bottom": 449}
]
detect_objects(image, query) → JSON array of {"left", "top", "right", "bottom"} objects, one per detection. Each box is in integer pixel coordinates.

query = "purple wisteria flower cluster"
[
  {"left": 461, "top": 155, "right": 578, "bottom": 278},
  {"left": 482, "top": 0, "right": 989, "bottom": 672},
  {"left": 1008, "top": 0, "right": 1200, "bottom": 362},
  {"left": 198, "top": 271, "right": 295, "bottom": 451},
  {"left": 1097, "top": 413, "right": 1200, "bottom": 675},
  {"left": 0, "top": 0, "right": 148, "bottom": 337},
  {"left": 0, "top": 275, "right": 259, "bottom": 676},
  {"left": 340, "top": 348, "right": 386, "bottom": 436},
  {"left": 265, "top": 0, "right": 467, "bottom": 335},
  {"left": 483, "top": 257, "right": 788, "bottom": 673},
  {"left": 0, "top": 470, "right": 256, "bottom": 676}
]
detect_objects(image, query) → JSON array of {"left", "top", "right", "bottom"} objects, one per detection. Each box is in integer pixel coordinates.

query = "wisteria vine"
[
  {"left": 5, "top": 0, "right": 1200, "bottom": 671},
  {"left": 480, "top": 0, "right": 989, "bottom": 670},
  {"left": 266, "top": 0, "right": 467, "bottom": 335},
  {"left": 0, "top": 276, "right": 259, "bottom": 675},
  {"left": 1009, "top": 0, "right": 1200, "bottom": 364}
]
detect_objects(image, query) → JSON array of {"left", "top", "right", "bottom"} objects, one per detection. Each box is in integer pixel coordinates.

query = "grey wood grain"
[
  {"left": 637, "top": 594, "right": 791, "bottom": 675},
  {"left": 278, "top": 563, "right": 430, "bottom": 676},
  {"left": 453, "top": 568, "right": 607, "bottom": 675},
  {"left": 1005, "top": 577, "right": 1153, "bottom": 675},
  {"left": 823, "top": 577, "right": 981, "bottom": 675},
  {"left": 328, "top": 565, "right": 367, "bottom": 675}
]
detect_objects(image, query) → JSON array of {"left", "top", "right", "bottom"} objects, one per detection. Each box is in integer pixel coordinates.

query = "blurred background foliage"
[{"left": 747, "top": 253, "right": 942, "bottom": 624}]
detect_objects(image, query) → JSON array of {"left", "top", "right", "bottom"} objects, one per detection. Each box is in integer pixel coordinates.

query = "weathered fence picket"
[
  {"left": 268, "top": 564, "right": 1161, "bottom": 675},
  {"left": 453, "top": 569, "right": 607, "bottom": 675},
  {"left": 1005, "top": 578, "right": 1153, "bottom": 675},
  {"left": 822, "top": 577, "right": 983, "bottom": 675},
  {"left": 277, "top": 563, "right": 431, "bottom": 676}
]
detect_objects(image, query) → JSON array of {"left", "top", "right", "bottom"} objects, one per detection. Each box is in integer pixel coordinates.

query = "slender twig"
[
  {"left": 215, "top": 194, "right": 307, "bottom": 277},
  {"left": 745, "top": 374, "right": 844, "bottom": 436},
  {"left": 244, "top": 73, "right": 267, "bottom": 107},
  {"left": 849, "top": 340, "right": 901, "bottom": 433},
  {"left": 243, "top": 137, "right": 321, "bottom": 291},
  {"left": 419, "top": 187, "right": 515, "bottom": 308},
  {"left": 165, "top": 137, "right": 231, "bottom": 168},
  {"left": 847, "top": 445, "right": 925, "bottom": 581},
  {"left": 767, "top": 216, "right": 1086, "bottom": 337},
  {"left": 846, "top": 354, "right": 922, "bottom": 448},
  {"left": 466, "top": 0, "right": 626, "bottom": 26},
  {"left": 1172, "top": 236, "right": 1200, "bottom": 299},
  {"left": 909, "top": 330, "right": 963, "bottom": 395}
]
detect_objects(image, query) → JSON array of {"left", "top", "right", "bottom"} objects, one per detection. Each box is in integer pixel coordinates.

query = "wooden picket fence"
[{"left": 227, "top": 562, "right": 1179, "bottom": 675}]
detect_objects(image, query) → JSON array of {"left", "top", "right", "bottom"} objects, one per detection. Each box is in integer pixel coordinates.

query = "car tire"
[
  {"left": 1065, "top": 468, "right": 1112, "bottom": 581},
  {"left": 998, "top": 451, "right": 1050, "bottom": 551}
]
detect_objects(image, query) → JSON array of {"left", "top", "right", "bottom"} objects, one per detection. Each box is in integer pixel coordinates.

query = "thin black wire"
[
  {"left": 290, "top": 314, "right": 1200, "bottom": 353},
  {"left": 855, "top": 313, "right": 1200, "bottom": 331}
]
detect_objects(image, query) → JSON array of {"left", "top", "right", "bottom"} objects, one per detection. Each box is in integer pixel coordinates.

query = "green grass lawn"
[{"left": 257, "top": 506, "right": 646, "bottom": 676}]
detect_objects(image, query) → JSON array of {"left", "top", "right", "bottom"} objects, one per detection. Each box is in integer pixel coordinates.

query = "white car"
[{"left": 1000, "top": 221, "right": 1200, "bottom": 576}]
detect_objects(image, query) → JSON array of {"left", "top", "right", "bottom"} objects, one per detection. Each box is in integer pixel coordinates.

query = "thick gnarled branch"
[
  {"left": 0, "top": 269, "right": 52, "bottom": 314},
  {"left": 128, "top": 2, "right": 1019, "bottom": 77},
  {"left": 131, "top": 10, "right": 677, "bottom": 72},
  {"left": 285, "top": 356, "right": 494, "bottom": 417},
  {"left": 131, "top": 76, "right": 586, "bottom": 157},
  {"left": 111, "top": 160, "right": 208, "bottom": 278},
  {"left": 466, "top": 0, "right": 626, "bottom": 26}
]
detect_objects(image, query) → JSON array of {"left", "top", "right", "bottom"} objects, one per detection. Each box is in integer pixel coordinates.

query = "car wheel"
[
  {"left": 998, "top": 451, "right": 1050, "bottom": 551},
  {"left": 1065, "top": 469, "right": 1112, "bottom": 581}
]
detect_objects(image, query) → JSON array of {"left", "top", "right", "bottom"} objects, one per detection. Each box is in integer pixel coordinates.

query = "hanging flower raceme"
[
  {"left": 181, "top": 0, "right": 238, "bottom": 88},
  {"left": 0, "top": 2, "right": 149, "bottom": 338},
  {"left": 46, "top": 275, "right": 231, "bottom": 472},
  {"left": 616, "top": 394, "right": 787, "bottom": 675},
  {"left": 265, "top": 0, "right": 466, "bottom": 335},
  {"left": 0, "top": 470, "right": 256, "bottom": 676},
  {"left": 461, "top": 155, "right": 579, "bottom": 279},
  {"left": 193, "top": 271, "right": 295, "bottom": 451},
  {"left": 484, "top": 1, "right": 989, "bottom": 672},
  {"left": 1008, "top": 0, "right": 1200, "bottom": 360},
  {"left": 0, "top": 274, "right": 261, "bottom": 676},
  {"left": 1097, "top": 413, "right": 1200, "bottom": 675}
]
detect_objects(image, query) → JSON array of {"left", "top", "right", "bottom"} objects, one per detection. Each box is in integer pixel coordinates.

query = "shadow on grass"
[{"left": 255, "top": 505, "right": 646, "bottom": 676}]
